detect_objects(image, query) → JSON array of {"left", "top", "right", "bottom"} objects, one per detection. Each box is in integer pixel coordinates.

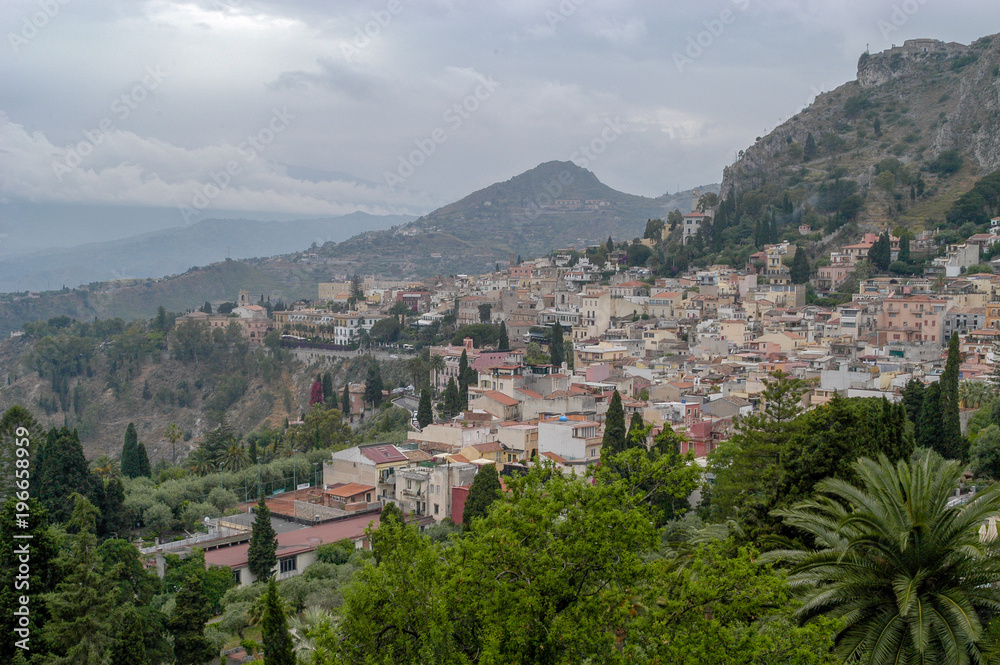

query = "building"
[{"left": 324, "top": 444, "right": 410, "bottom": 502}]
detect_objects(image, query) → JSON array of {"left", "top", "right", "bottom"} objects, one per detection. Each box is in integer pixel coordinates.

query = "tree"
[
  {"left": 643, "top": 218, "right": 664, "bottom": 241},
  {"left": 898, "top": 231, "right": 911, "bottom": 263},
  {"left": 34, "top": 427, "right": 99, "bottom": 523},
  {"left": 900, "top": 379, "right": 925, "bottom": 426},
  {"left": 971, "top": 424, "right": 1000, "bottom": 479},
  {"left": 768, "top": 451, "right": 1000, "bottom": 664},
  {"left": 248, "top": 496, "right": 277, "bottom": 582},
  {"left": 285, "top": 403, "right": 351, "bottom": 452},
  {"left": 310, "top": 377, "right": 324, "bottom": 406},
  {"left": 107, "top": 604, "right": 148, "bottom": 665},
  {"left": 165, "top": 422, "right": 182, "bottom": 466},
  {"left": 120, "top": 422, "right": 141, "bottom": 478},
  {"left": 441, "top": 378, "right": 461, "bottom": 420},
  {"left": 550, "top": 320, "right": 565, "bottom": 367},
  {"left": 321, "top": 372, "right": 334, "bottom": 406},
  {"left": 41, "top": 495, "right": 116, "bottom": 664},
  {"left": 803, "top": 132, "right": 817, "bottom": 161},
  {"left": 462, "top": 464, "right": 502, "bottom": 528},
  {"left": 0, "top": 405, "right": 40, "bottom": 498},
  {"left": 626, "top": 411, "right": 645, "bottom": 445},
  {"left": 364, "top": 359, "right": 384, "bottom": 409},
  {"left": 606, "top": 235, "right": 614, "bottom": 252},
  {"left": 261, "top": 578, "right": 295, "bottom": 665},
  {"left": 169, "top": 574, "right": 216, "bottom": 665},
  {"left": 0, "top": 497, "right": 58, "bottom": 663},
  {"left": 602, "top": 390, "right": 627, "bottom": 457},
  {"left": 790, "top": 246, "right": 810, "bottom": 283},
  {"left": 458, "top": 349, "right": 473, "bottom": 409},
  {"left": 938, "top": 333, "right": 966, "bottom": 460},
  {"left": 498, "top": 322, "right": 509, "bottom": 351},
  {"left": 341, "top": 384, "right": 351, "bottom": 417},
  {"left": 417, "top": 383, "right": 433, "bottom": 429},
  {"left": 867, "top": 231, "right": 892, "bottom": 271},
  {"left": 135, "top": 440, "right": 150, "bottom": 478},
  {"left": 200, "top": 301, "right": 212, "bottom": 314}
]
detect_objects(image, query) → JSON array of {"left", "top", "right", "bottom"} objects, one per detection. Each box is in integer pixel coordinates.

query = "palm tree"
[
  {"left": 427, "top": 354, "right": 446, "bottom": 394},
  {"left": 185, "top": 447, "right": 216, "bottom": 476},
  {"left": 959, "top": 380, "right": 992, "bottom": 409},
  {"left": 165, "top": 422, "right": 183, "bottom": 466},
  {"left": 766, "top": 450, "right": 1000, "bottom": 664},
  {"left": 406, "top": 357, "right": 426, "bottom": 389},
  {"left": 218, "top": 443, "right": 251, "bottom": 472},
  {"left": 91, "top": 455, "right": 118, "bottom": 480}
]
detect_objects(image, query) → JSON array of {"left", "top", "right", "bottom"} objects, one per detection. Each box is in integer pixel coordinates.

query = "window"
[
  {"left": 233, "top": 570, "right": 242, "bottom": 584},
  {"left": 279, "top": 556, "right": 297, "bottom": 574},
  {"left": 434, "top": 504, "right": 439, "bottom": 515}
]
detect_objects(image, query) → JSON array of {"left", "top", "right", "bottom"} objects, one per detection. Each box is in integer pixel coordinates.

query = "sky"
[{"left": 0, "top": 0, "right": 995, "bottom": 231}]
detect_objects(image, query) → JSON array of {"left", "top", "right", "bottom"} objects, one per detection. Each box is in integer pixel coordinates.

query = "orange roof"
[
  {"left": 325, "top": 483, "right": 375, "bottom": 498},
  {"left": 482, "top": 391, "right": 519, "bottom": 406}
]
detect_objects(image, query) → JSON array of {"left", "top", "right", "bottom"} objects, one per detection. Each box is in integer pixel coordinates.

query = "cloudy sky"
[{"left": 0, "top": 0, "right": 994, "bottom": 233}]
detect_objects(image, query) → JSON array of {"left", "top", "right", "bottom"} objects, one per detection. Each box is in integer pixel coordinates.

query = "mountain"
[
  {"left": 318, "top": 161, "right": 718, "bottom": 276},
  {"left": 720, "top": 34, "right": 1000, "bottom": 231},
  {"left": 0, "top": 212, "right": 413, "bottom": 292}
]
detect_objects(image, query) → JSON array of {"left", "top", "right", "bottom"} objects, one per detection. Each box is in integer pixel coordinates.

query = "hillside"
[
  {"left": 0, "top": 258, "right": 325, "bottom": 337},
  {"left": 0, "top": 212, "right": 412, "bottom": 292},
  {"left": 319, "top": 161, "right": 718, "bottom": 276},
  {"left": 720, "top": 35, "right": 1000, "bottom": 233}
]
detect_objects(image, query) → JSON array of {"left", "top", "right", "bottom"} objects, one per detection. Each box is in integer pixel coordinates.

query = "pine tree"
[
  {"left": 41, "top": 496, "right": 115, "bottom": 663},
  {"left": 108, "top": 604, "right": 148, "bottom": 665},
  {"left": 417, "top": 383, "right": 433, "bottom": 429},
  {"left": 939, "top": 333, "right": 966, "bottom": 460},
  {"left": 261, "top": 578, "right": 295, "bottom": 665},
  {"left": 121, "top": 422, "right": 140, "bottom": 478},
  {"left": 550, "top": 321, "right": 565, "bottom": 368},
  {"left": 462, "top": 464, "right": 503, "bottom": 529},
  {"left": 602, "top": 390, "right": 627, "bottom": 457},
  {"left": 168, "top": 574, "right": 215, "bottom": 665},
  {"left": 790, "top": 246, "right": 810, "bottom": 284},
  {"left": 498, "top": 322, "right": 509, "bottom": 351},
  {"left": 248, "top": 495, "right": 277, "bottom": 582}
]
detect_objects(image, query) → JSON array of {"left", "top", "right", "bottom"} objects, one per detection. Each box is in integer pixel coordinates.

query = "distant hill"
[
  {"left": 720, "top": 34, "right": 1000, "bottom": 232},
  {"left": 0, "top": 212, "right": 413, "bottom": 292},
  {"left": 319, "top": 161, "right": 718, "bottom": 276}
]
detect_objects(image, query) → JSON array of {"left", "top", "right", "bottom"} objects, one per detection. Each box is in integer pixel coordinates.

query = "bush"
[{"left": 144, "top": 502, "right": 174, "bottom": 535}]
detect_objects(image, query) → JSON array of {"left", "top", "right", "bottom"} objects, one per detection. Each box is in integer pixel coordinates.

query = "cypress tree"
[
  {"left": 136, "top": 441, "right": 151, "bottom": 478},
  {"left": 364, "top": 360, "right": 383, "bottom": 409},
  {"left": 498, "top": 322, "right": 509, "bottom": 351},
  {"left": 458, "top": 349, "right": 471, "bottom": 409},
  {"left": 443, "top": 378, "right": 460, "bottom": 419},
  {"left": 322, "top": 372, "right": 334, "bottom": 405},
  {"left": 606, "top": 235, "right": 614, "bottom": 252},
  {"left": 900, "top": 379, "right": 925, "bottom": 426},
  {"left": 121, "top": 422, "right": 140, "bottom": 478},
  {"left": 168, "top": 574, "right": 215, "bottom": 665},
  {"left": 462, "top": 464, "right": 503, "bottom": 529},
  {"left": 417, "top": 383, "right": 433, "bottom": 428},
  {"left": 602, "top": 390, "right": 627, "bottom": 458},
  {"left": 550, "top": 321, "right": 565, "bottom": 368},
  {"left": 108, "top": 604, "right": 148, "bottom": 665},
  {"left": 790, "top": 246, "right": 810, "bottom": 283},
  {"left": 247, "top": 496, "right": 277, "bottom": 582},
  {"left": 341, "top": 384, "right": 351, "bottom": 416},
  {"left": 626, "top": 411, "right": 645, "bottom": 448},
  {"left": 939, "top": 333, "right": 966, "bottom": 460},
  {"left": 803, "top": 132, "right": 817, "bottom": 161},
  {"left": 261, "top": 578, "right": 295, "bottom": 665},
  {"left": 918, "top": 381, "right": 944, "bottom": 451}
]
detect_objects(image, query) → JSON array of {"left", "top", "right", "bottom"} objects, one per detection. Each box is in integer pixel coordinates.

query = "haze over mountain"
[{"left": 0, "top": 212, "right": 412, "bottom": 293}]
